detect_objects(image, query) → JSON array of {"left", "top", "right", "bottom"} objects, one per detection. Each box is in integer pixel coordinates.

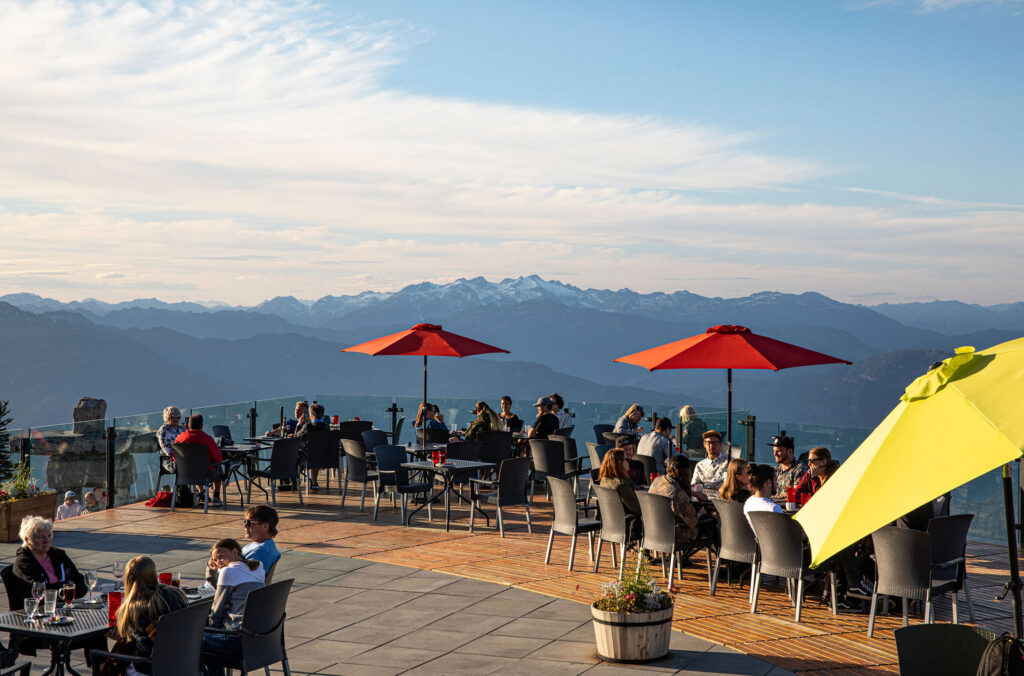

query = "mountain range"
[{"left": 2, "top": 276, "right": 1021, "bottom": 432}]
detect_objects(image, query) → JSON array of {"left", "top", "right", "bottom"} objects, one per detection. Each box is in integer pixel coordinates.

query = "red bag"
[{"left": 145, "top": 491, "right": 172, "bottom": 508}]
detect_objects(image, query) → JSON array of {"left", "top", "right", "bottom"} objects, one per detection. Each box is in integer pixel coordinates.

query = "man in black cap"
[
  {"left": 770, "top": 431, "right": 806, "bottom": 499},
  {"left": 528, "top": 397, "right": 560, "bottom": 440}
]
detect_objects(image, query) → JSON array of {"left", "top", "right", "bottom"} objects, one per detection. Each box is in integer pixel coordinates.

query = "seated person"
[
  {"left": 718, "top": 458, "right": 752, "bottom": 503},
  {"left": 84, "top": 491, "right": 102, "bottom": 513},
  {"left": 264, "top": 400, "right": 307, "bottom": 438},
  {"left": 691, "top": 430, "right": 729, "bottom": 500},
  {"left": 528, "top": 397, "right": 560, "bottom": 440},
  {"left": 103, "top": 556, "right": 188, "bottom": 675},
  {"left": 596, "top": 448, "right": 642, "bottom": 541},
  {"left": 415, "top": 402, "right": 449, "bottom": 431},
  {"left": 613, "top": 404, "right": 644, "bottom": 436},
  {"left": 637, "top": 417, "right": 674, "bottom": 475},
  {"left": 206, "top": 505, "right": 281, "bottom": 586},
  {"left": 549, "top": 393, "right": 572, "bottom": 430},
  {"left": 770, "top": 431, "right": 807, "bottom": 499},
  {"left": 174, "top": 413, "right": 226, "bottom": 506},
  {"left": 743, "top": 464, "right": 783, "bottom": 524},
  {"left": 464, "top": 401, "right": 500, "bottom": 441},
  {"left": 296, "top": 403, "right": 330, "bottom": 489},
  {"left": 794, "top": 447, "right": 831, "bottom": 498},
  {"left": 56, "top": 491, "right": 83, "bottom": 520},
  {"left": 616, "top": 435, "right": 649, "bottom": 487},
  {"left": 202, "top": 539, "right": 266, "bottom": 676},
  {"left": 648, "top": 456, "right": 711, "bottom": 554},
  {"left": 155, "top": 406, "right": 184, "bottom": 474},
  {"left": 498, "top": 395, "right": 522, "bottom": 431}
]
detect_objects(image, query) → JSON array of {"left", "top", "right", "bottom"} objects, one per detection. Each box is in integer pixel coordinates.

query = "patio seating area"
[{"left": 46, "top": 482, "right": 1022, "bottom": 675}]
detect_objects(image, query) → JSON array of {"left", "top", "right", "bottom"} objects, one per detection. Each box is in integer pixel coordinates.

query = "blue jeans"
[{"left": 202, "top": 631, "right": 240, "bottom": 676}]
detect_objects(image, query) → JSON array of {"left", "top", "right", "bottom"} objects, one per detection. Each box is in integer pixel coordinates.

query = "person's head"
[
  {"left": 808, "top": 447, "right": 831, "bottom": 476},
  {"left": 117, "top": 556, "right": 164, "bottom": 638},
  {"left": 597, "top": 448, "right": 630, "bottom": 482},
  {"left": 500, "top": 396, "right": 512, "bottom": 413},
  {"left": 475, "top": 401, "right": 493, "bottom": 417},
  {"left": 295, "top": 400, "right": 309, "bottom": 418},
  {"left": 309, "top": 403, "right": 325, "bottom": 420},
  {"left": 748, "top": 463, "right": 776, "bottom": 497},
  {"left": 244, "top": 504, "right": 279, "bottom": 543},
  {"left": 533, "top": 397, "right": 553, "bottom": 414},
  {"left": 85, "top": 492, "right": 98, "bottom": 507},
  {"left": 665, "top": 455, "right": 692, "bottom": 487},
  {"left": 211, "top": 538, "right": 261, "bottom": 571},
  {"left": 64, "top": 490, "right": 76, "bottom": 505},
  {"left": 549, "top": 393, "right": 564, "bottom": 412},
  {"left": 702, "top": 429, "right": 723, "bottom": 458},
  {"left": 770, "top": 432, "right": 795, "bottom": 465},
  {"left": 187, "top": 413, "right": 203, "bottom": 431},
  {"left": 616, "top": 435, "right": 637, "bottom": 458},
  {"left": 625, "top": 404, "right": 644, "bottom": 423},
  {"left": 718, "top": 459, "right": 750, "bottom": 501},
  {"left": 19, "top": 515, "right": 53, "bottom": 554},
  {"left": 679, "top": 405, "right": 697, "bottom": 423},
  {"left": 655, "top": 417, "right": 671, "bottom": 437},
  {"left": 819, "top": 460, "right": 840, "bottom": 485},
  {"left": 162, "top": 406, "right": 182, "bottom": 426}
]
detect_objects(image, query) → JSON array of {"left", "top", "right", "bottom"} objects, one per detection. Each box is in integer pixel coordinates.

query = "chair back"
[
  {"left": 505, "top": 417, "right": 524, "bottom": 433},
  {"left": 871, "top": 525, "right": 932, "bottom": 601},
  {"left": 593, "top": 424, "right": 614, "bottom": 444},
  {"left": 710, "top": 498, "right": 757, "bottom": 565},
  {"left": 895, "top": 623, "right": 996, "bottom": 676},
  {"left": 341, "top": 439, "right": 370, "bottom": 482},
  {"left": 150, "top": 601, "right": 211, "bottom": 676},
  {"left": 304, "top": 428, "right": 339, "bottom": 471},
  {"left": 529, "top": 439, "right": 565, "bottom": 481},
  {"left": 211, "top": 425, "right": 233, "bottom": 445},
  {"left": 495, "top": 457, "right": 531, "bottom": 507},
  {"left": 585, "top": 443, "right": 612, "bottom": 470},
  {"left": 0, "top": 565, "right": 27, "bottom": 611},
  {"left": 554, "top": 426, "right": 574, "bottom": 438},
  {"left": 932, "top": 491, "right": 953, "bottom": 519},
  {"left": 392, "top": 416, "right": 405, "bottom": 442},
  {"left": 238, "top": 579, "right": 293, "bottom": 672},
  {"left": 636, "top": 491, "right": 676, "bottom": 555},
  {"left": 362, "top": 429, "right": 389, "bottom": 454},
  {"left": 417, "top": 427, "right": 450, "bottom": 444},
  {"left": 445, "top": 441, "right": 481, "bottom": 462},
  {"left": 548, "top": 477, "right": 580, "bottom": 535},
  {"left": 593, "top": 485, "right": 629, "bottom": 545},
  {"left": 268, "top": 438, "right": 301, "bottom": 480},
  {"left": 634, "top": 454, "right": 656, "bottom": 478},
  {"left": 927, "top": 514, "right": 973, "bottom": 581},
  {"left": 337, "top": 420, "right": 373, "bottom": 441},
  {"left": 602, "top": 431, "right": 622, "bottom": 447},
  {"left": 728, "top": 443, "right": 743, "bottom": 459},
  {"left": 479, "top": 431, "right": 514, "bottom": 465},
  {"left": 373, "top": 445, "right": 412, "bottom": 488},
  {"left": 747, "top": 511, "right": 806, "bottom": 579},
  {"left": 264, "top": 560, "right": 277, "bottom": 585},
  {"left": 548, "top": 435, "right": 579, "bottom": 475},
  {"left": 171, "top": 443, "right": 214, "bottom": 486}
]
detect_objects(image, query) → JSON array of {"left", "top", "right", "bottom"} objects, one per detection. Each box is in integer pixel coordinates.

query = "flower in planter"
[
  {"left": 593, "top": 554, "right": 673, "bottom": 613},
  {"left": 0, "top": 461, "right": 48, "bottom": 502}
]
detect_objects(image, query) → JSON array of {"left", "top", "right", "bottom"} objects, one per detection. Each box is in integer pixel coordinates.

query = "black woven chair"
[
  {"left": 417, "top": 427, "right": 450, "bottom": 444},
  {"left": 894, "top": 623, "right": 995, "bottom": 676},
  {"left": 748, "top": 510, "right": 836, "bottom": 622},
  {"left": 211, "top": 425, "right": 234, "bottom": 445},
  {"left": 554, "top": 426, "right": 574, "bottom": 437},
  {"left": 709, "top": 498, "right": 758, "bottom": 598},
  {"left": 602, "top": 431, "right": 622, "bottom": 447},
  {"left": 202, "top": 579, "right": 293, "bottom": 676},
  {"left": 302, "top": 428, "right": 341, "bottom": 493},
  {"left": 592, "top": 485, "right": 639, "bottom": 579},
  {"left": 340, "top": 438, "right": 378, "bottom": 510},
  {"left": 92, "top": 601, "right": 209, "bottom": 676},
  {"left": 387, "top": 415, "right": 406, "bottom": 443},
  {"left": 593, "top": 424, "right": 614, "bottom": 444},
  {"left": 479, "top": 431, "right": 514, "bottom": 466},
  {"left": 373, "top": 445, "right": 432, "bottom": 525},
  {"left": 635, "top": 491, "right": 687, "bottom": 584},
  {"left": 584, "top": 442, "right": 612, "bottom": 470},
  {"left": 171, "top": 443, "right": 231, "bottom": 514},
  {"left": 1, "top": 663, "right": 29, "bottom": 676},
  {"left": 545, "top": 477, "right": 600, "bottom": 571},
  {"left": 927, "top": 514, "right": 975, "bottom": 624},
  {"left": 469, "top": 457, "right": 532, "bottom": 536},
  {"left": 337, "top": 420, "right": 373, "bottom": 440},
  {"left": 868, "top": 525, "right": 957, "bottom": 637},
  {"left": 361, "top": 429, "right": 389, "bottom": 455},
  {"left": 529, "top": 439, "right": 588, "bottom": 504},
  {"left": 633, "top": 454, "right": 657, "bottom": 480},
  {"left": 247, "top": 437, "right": 303, "bottom": 507}
]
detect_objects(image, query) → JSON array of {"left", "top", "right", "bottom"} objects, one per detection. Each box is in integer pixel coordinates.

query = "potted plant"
[
  {"left": 0, "top": 460, "right": 58, "bottom": 542},
  {"left": 591, "top": 556, "right": 674, "bottom": 663}
]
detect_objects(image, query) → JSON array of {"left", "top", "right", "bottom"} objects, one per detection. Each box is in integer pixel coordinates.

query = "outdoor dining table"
[
  {"left": 220, "top": 443, "right": 268, "bottom": 501},
  {"left": 402, "top": 443, "right": 446, "bottom": 461},
  {"left": 401, "top": 458, "right": 496, "bottom": 532},
  {"left": 0, "top": 586, "right": 214, "bottom": 676}
]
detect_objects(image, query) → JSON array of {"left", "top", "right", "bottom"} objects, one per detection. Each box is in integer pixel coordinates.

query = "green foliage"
[
  {"left": 593, "top": 552, "right": 673, "bottom": 613},
  {"left": 0, "top": 459, "right": 43, "bottom": 502},
  {"left": 0, "top": 401, "right": 14, "bottom": 483}
]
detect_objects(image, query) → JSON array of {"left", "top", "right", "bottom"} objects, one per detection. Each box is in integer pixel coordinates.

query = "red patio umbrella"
[
  {"left": 342, "top": 323, "right": 509, "bottom": 417},
  {"left": 613, "top": 325, "right": 852, "bottom": 443}
]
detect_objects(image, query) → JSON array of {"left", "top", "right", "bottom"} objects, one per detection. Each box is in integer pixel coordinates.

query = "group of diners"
[{"left": 2, "top": 504, "right": 283, "bottom": 675}]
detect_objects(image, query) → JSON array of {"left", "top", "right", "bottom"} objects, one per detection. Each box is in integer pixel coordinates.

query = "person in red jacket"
[
  {"left": 175, "top": 414, "right": 226, "bottom": 507},
  {"left": 794, "top": 446, "right": 831, "bottom": 499}
]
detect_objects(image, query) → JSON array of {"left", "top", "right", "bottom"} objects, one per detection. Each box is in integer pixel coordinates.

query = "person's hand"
[{"left": 208, "top": 556, "right": 222, "bottom": 570}]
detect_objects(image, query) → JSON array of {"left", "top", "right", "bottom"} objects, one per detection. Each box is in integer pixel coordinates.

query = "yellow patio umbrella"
[{"left": 795, "top": 338, "right": 1024, "bottom": 631}]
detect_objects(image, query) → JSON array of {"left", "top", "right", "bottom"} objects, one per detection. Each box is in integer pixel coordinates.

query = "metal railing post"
[
  {"left": 742, "top": 415, "right": 756, "bottom": 462},
  {"left": 21, "top": 430, "right": 31, "bottom": 466},
  {"left": 247, "top": 404, "right": 258, "bottom": 439},
  {"left": 105, "top": 420, "right": 117, "bottom": 509}
]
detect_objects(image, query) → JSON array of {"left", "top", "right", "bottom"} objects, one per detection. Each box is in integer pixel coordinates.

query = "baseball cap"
[
  {"left": 532, "top": 397, "right": 553, "bottom": 408},
  {"left": 64, "top": 491, "right": 76, "bottom": 499}
]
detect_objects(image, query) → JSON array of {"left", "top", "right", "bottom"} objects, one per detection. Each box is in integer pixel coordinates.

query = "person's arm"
[
  {"left": 205, "top": 437, "right": 223, "bottom": 464},
  {"left": 208, "top": 585, "right": 232, "bottom": 628},
  {"left": 56, "top": 549, "right": 87, "bottom": 597},
  {"left": 672, "top": 490, "right": 699, "bottom": 528}
]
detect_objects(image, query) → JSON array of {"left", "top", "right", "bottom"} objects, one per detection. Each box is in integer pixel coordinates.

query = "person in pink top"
[{"left": 174, "top": 414, "right": 226, "bottom": 506}]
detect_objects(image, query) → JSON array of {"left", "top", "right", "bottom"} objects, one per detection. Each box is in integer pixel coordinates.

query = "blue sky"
[{"left": 0, "top": 0, "right": 1020, "bottom": 304}]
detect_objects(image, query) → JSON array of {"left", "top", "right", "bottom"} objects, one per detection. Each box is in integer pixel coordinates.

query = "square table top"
[
  {"left": 402, "top": 459, "right": 496, "bottom": 474},
  {"left": 0, "top": 607, "right": 109, "bottom": 640}
]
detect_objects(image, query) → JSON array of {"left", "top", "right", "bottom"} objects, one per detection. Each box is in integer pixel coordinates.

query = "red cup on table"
[
  {"left": 158, "top": 572, "right": 172, "bottom": 585},
  {"left": 107, "top": 591, "right": 122, "bottom": 625},
  {"left": 649, "top": 472, "right": 659, "bottom": 484},
  {"left": 431, "top": 450, "right": 440, "bottom": 464},
  {"left": 786, "top": 487, "right": 797, "bottom": 503},
  {"left": 354, "top": 416, "right": 360, "bottom": 421},
  {"left": 332, "top": 415, "right": 339, "bottom": 424}
]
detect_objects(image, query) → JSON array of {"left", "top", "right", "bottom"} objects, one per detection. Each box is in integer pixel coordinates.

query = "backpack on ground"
[{"left": 977, "top": 633, "right": 1024, "bottom": 676}]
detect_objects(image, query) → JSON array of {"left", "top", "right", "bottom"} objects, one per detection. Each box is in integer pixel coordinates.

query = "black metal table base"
[{"left": 406, "top": 477, "right": 490, "bottom": 532}]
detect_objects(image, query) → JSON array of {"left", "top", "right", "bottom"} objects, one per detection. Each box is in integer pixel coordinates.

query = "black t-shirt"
[{"left": 531, "top": 412, "right": 560, "bottom": 439}]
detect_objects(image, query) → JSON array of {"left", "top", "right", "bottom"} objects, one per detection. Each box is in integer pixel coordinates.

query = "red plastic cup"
[
  {"left": 107, "top": 591, "right": 122, "bottom": 625},
  {"left": 440, "top": 449, "right": 447, "bottom": 463},
  {"left": 786, "top": 487, "right": 797, "bottom": 503},
  {"left": 650, "top": 472, "right": 659, "bottom": 483},
  {"left": 158, "top": 572, "right": 172, "bottom": 585},
  {"left": 431, "top": 450, "right": 440, "bottom": 464},
  {"left": 354, "top": 416, "right": 360, "bottom": 421},
  {"left": 332, "top": 415, "right": 339, "bottom": 424}
]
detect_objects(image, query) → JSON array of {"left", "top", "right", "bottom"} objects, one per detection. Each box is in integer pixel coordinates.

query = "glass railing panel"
[
  {"left": 252, "top": 395, "right": 306, "bottom": 438},
  {"left": 23, "top": 418, "right": 108, "bottom": 517},
  {"left": 188, "top": 400, "right": 257, "bottom": 445},
  {"left": 313, "top": 394, "right": 397, "bottom": 433},
  {"left": 112, "top": 413, "right": 163, "bottom": 506}
]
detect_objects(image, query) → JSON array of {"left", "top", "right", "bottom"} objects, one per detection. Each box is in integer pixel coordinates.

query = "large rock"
[{"left": 72, "top": 397, "right": 106, "bottom": 434}]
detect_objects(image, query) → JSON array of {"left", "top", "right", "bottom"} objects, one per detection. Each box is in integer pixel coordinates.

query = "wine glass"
[
  {"left": 31, "top": 581, "right": 45, "bottom": 605},
  {"left": 112, "top": 561, "right": 125, "bottom": 590},
  {"left": 84, "top": 569, "right": 98, "bottom": 602},
  {"left": 61, "top": 582, "right": 75, "bottom": 610}
]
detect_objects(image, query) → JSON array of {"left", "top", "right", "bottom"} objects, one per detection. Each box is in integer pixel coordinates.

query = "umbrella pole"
[
  {"left": 1001, "top": 463, "right": 1023, "bottom": 637},
  {"left": 423, "top": 355, "right": 428, "bottom": 412},
  {"left": 727, "top": 368, "right": 733, "bottom": 444}
]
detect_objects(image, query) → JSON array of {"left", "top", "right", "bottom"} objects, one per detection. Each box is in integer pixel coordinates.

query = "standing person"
[
  {"left": 498, "top": 396, "right": 521, "bottom": 431},
  {"left": 638, "top": 417, "right": 674, "bottom": 475},
  {"left": 613, "top": 404, "right": 644, "bottom": 437},
  {"left": 296, "top": 403, "right": 329, "bottom": 489},
  {"left": 794, "top": 447, "right": 831, "bottom": 498},
  {"left": 202, "top": 539, "right": 266, "bottom": 676},
  {"left": 718, "top": 458, "right": 752, "bottom": 503},
  {"left": 155, "top": 406, "right": 184, "bottom": 474},
  {"left": 174, "top": 414, "right": 226, "bottom": 507},
  {"left": 549, "top": 393, "right": 572, "bottom": 430},
  {"left": 743, "top": 464, "right": 783, "bottom": 522},
  {"left": 677, "top": 405, "right": 707, "bottom": 454},
  {"left": 56, "top": 491, "right": 83, "bottom": 520},
  {"left": 691, "top": 430, "right": 729, "bottom": 499},
  {"left": 527, "top": 397, "right": 560, "bottom": 440},
  {"left": 770, "top": 431, "right": 807, "bottom": 500},
  {"left": 464, "top": 401, "right": 500, "bottom": 441}
]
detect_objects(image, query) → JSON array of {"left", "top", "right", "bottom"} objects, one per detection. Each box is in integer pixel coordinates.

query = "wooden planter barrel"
[
  {"left": 591, "top": 604, "right": 673, "bottom": 663},
  {"left": 0, "top": 493, "right": 59, "bottom": 542}
]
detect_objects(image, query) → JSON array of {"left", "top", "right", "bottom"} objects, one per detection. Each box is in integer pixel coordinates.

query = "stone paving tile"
[
  {"left": 401, "top": 651, "right": 520, "bottom": 675},
  {"left": 420, "top": 611, "right": 516, "bottom": 637},
  {"left": 496, "top": 658, "right": 595, "bottom": 675},
  {"left": 388, "top": 627, "right": 480, "bottom": 652},
  {"left": 492, "top": 616, "right": 588, "bottom": 640},
  {"left": 530, "top": 639, "right": 604, "bottom": 664},
  {"left": 456, "top": 633, "right": 553, "bottom": 658},
  {"left": 525, "top": 598, "right": 597, "bottom": 622},
  {"left": 344, "top": 644, "right": 445, "bottom": 669}
]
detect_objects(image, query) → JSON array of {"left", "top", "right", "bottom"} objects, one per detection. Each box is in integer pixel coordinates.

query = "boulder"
[{"left": 72, "top": 397, "right": 106, "bottom": 434}]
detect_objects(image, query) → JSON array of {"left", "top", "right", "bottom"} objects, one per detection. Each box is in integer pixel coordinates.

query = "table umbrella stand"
[{"left": 998, "top": 462, "right": 1023, "bottom": 638}]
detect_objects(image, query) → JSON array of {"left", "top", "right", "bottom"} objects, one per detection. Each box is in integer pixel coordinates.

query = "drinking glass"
[
  {"left": 171, "top": 572, "right": 181, "bottom": 588},
  {"left": 44, "top": 589, "right": 57, "bottom": 618},
  {"left": 61, "top": 582, "right": 75, "bottom": 609},
  {"left": 31, "top": 581, "right": 45, "bottom": 604},
  {"left": 84, "top": 570, "right": 98, "bottom": 602},
  {"left": 24, "top": 598, "right": 39, "bottom": 619},
  {"left": 112, "top": 561, "right": 125, "bottom": 590},
  {"left": 158, "top": 572, "right": 172, "bottom": 585}
]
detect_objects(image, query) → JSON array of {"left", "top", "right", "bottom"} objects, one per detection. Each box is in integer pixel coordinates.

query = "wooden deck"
[{"left": 53, "top": 483, "right": 1021, "bottom": 675}]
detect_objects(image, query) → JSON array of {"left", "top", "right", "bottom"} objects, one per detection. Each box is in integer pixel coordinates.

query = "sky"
[{"left": 0, "top": 0, "right": 1022, "bottom": 306}]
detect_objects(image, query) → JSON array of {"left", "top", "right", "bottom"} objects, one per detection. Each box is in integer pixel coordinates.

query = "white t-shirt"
[
  {"left": 56, "top": 502, "right": 83, "bottom": 520},
  {"left": 743, "top": 495, "right": 783, "bottom": 525}
]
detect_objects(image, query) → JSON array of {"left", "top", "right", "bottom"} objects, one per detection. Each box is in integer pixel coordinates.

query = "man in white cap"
[{"left": 56, "top": 491, "right": 84, "bottom": 520}]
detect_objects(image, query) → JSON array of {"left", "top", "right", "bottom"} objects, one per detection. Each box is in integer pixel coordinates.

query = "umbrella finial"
[
  {"left": 903, "top": 345, "right": 977, "bottom": 402},
  {"left": 411, "top": 323, "right": 442, "bottom": 331},
  {"left": 707, "top": 325, "right": 751, "bottom": 334}
]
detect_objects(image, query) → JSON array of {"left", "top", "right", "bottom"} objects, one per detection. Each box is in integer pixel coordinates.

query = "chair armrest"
[
  {"left": 89, "top": 650, "right": 152, "bottom": 666},
  {"left": 202, "top": 627, "right": 241, "bottom": 636},
  {"left": 468, "top": 478, "right": 498, "bottom": 486},
  {"left": 239, "top": 614, "right": 286, "bottom": 638}
]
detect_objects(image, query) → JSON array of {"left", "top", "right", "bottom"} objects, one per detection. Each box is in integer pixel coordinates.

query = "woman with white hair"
[
  {"left": 12, "top": 516, "right": 87, "bottom": 600},
  {"left": 677, "top": 405, "right": 707, "bottom": 453},
  {"left": 156, "top": 406, "right": 184, "bottom": 473}
]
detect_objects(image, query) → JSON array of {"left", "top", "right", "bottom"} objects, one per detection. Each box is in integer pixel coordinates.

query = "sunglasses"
[{"left": 243, "top": 519, "right": 263, "bottom": 527}]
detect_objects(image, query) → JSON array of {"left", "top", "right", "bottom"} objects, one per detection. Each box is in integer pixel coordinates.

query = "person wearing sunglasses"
[{"left": 206, "top": 505, "right": 280, "bottom": 586}]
